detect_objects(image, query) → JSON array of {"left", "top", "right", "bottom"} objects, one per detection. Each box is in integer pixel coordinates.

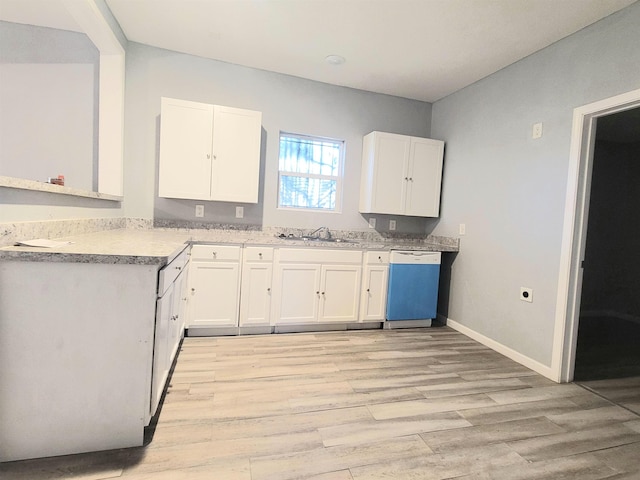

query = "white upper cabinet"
[
  {"left": 158, "top": 97, "right": 262, "bottom": 203},
  {"left": 359, "top": 131, "right": 444, "bottom": 217}
]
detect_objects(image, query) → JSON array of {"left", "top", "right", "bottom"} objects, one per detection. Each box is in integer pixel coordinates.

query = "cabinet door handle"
[
  {"left": 404, "top": 177, "right": 409, "bottom": 181},
  {"left": 259, "top": 253, "right": 263, "bottom": 258},
  {"left": 212, "top": 252, "right": 217, "bottom": 258},
  {"left": 175, "top": 266, "right": 181, "bottom": 270},
  {"left": 191, "top": 287, "right": 195, "bottom": 293},
  {"left": 316, "top": 291, "right": 320, "bottom": 295},
  {"left": 366, "top": 288, "right": 370, "bottom": 293},
  {"left": 267, "top": 287, "right": 271, "bottom": 293},
  {"left": 207, "top": 154, "right": 211, "bottom": 159},
  {"left": 409, "top": 177, "right": 413, "bottom": 181}
]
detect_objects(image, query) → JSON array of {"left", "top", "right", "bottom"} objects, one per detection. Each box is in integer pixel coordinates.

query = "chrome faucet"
[{"left": 308, "top": 226, "right": 331, "bottom": 240}]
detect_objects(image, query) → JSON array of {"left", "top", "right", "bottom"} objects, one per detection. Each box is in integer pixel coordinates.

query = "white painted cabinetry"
[
  {"left": 187, "top": 245, "right": 241, "bottom": 331},
  {"left": 359, "top": 131, "right": 444, "bottom": 217},
  {"left": 272, "top": 248, "right": 363, "bottom": 325},
  {"left": 239, "top": 247, "right": 274, "bottom": 328},
  {"left": 359, "top": 251, "right": 389, "bottom": 322},
  {"left": 158, "top": 97, "right": 262, "bottom": 203},
  {"left": 151, "top": 248, "right": 189, "bottom": 416}
]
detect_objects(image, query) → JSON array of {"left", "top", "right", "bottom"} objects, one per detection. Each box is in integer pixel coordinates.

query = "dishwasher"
[{"left": 385, "top": 250, "right": 441, "bottom": 328}]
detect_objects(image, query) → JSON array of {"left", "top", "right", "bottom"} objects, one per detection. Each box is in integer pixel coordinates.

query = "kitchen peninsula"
[{"left": 0, "top": 227, "right": 458, "bottom": 461}]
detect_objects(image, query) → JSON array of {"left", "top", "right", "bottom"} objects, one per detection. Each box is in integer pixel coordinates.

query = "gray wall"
[
  {"left": 123, "top": 42, "right": 432, "bottom": 232},
  {"left": 0, "top": 21, "right": 99, "bottom": 191},
  {"left": 431, "top": 3, "right": 640, "bottom": 367},
  {"left": 580, "top": 139, "right": 640, "bottom": 319}
]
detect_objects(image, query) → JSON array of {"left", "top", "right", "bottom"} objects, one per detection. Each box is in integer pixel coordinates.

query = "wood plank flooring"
[{"left": 2, "top": 326, "right": 639, "bottom": 479}]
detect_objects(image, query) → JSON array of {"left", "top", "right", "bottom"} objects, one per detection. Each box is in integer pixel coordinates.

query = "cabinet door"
[
  {"left": 158, "top": 97, "right": 213, "bottom": 200},
  {"left": 272, "top": 264, "right": 321, "bottom": 324},
  {"left": 151, "top": 283, "right": 172, "bottom": 416},
  {"left": 360, "top": 265, "right": 388, "bottom": 322},
  {"left": 363, "top": 132, "right": 409, "bottom": 215},
  {"left": 405, "top": 138, "right": 444, "bottom": 217},
  {"left": 188, "top": 262, "right": 240, "bottom": 327},
  {"left": 239, "top": 262, "right": 272, "bottom": 327},
  {"left": 167, "top": 267, "right": 186, "bottom": 366},
  {"left": 211, "top": 106, "right": 262, "bottom": 203},
  {"left": 318, "top": 265, "right": 361, "bottom": 323}
]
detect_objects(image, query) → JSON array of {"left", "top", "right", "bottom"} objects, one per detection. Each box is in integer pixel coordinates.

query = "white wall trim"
[
  {"left": 552, "top": 88, "right": 640, "bottom": 383},
  {"left": 441, "top": 316, "right": 557, "bottom": 381}
]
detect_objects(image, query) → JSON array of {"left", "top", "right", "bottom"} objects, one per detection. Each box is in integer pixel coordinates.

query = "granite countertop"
[
  {"left": 0, "top": 230, "right": 192, "bottom": 265},
  {"left": 0, "top": 228, "right": 459, "bottom": 265}
]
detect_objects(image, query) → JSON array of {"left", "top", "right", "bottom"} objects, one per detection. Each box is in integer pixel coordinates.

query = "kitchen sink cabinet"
[
  {"left": 158, "top": 97, "right": 262, "bottom": 203},
  {"left": 318, "top": 264, "right": 362, "bottom": 323},
  {"left": 359, "top": 131, "right": 444, "bottom": 217},
  {"left": 187, "top": 245, "right": 241, "bottom": 332},
  {"left": 359, "top": 251, "right": 389, "bottom": 322},
  {"left": 239, "top": 247, "right": 274, "bottom": 327},
  {"left": 271, "top": 248, "right": 363, "bottom": 325}
]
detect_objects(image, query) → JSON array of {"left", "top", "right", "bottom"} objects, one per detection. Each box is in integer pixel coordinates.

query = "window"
[{"left": 278, "top": 132, "right": 344, "bottom": 211}]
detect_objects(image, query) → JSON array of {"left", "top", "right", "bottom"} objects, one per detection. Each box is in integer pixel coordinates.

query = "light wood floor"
[{"left": 2, "top": 327, "right": 640, "bottom": 479}]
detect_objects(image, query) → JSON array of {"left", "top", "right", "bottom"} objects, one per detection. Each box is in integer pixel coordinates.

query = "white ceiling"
[{"left": 1, "top": 0, "right": 636, "bottom": 102}]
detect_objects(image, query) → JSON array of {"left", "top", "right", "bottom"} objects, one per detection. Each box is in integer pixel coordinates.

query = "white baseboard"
[{"left": 440, "top": 315, "right": 557, "bottom": 382}]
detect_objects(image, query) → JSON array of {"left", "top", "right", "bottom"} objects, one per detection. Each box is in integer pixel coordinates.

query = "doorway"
[
  {"left": 553, "top": 89, "right": 640, "bottom": 415},
  {"left": 553, "top": 89, "right": 640, "bottom": 385},
  {"left": 573, "top": 108, "right": 640, "bottom": 383}
]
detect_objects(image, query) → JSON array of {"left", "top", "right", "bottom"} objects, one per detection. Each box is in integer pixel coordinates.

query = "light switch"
[
  {"left": 389, "top": 220, "right": 396, "bottom": 231},
  {"left": 459, "top": 223, "right": 466, "bottom": 235}
]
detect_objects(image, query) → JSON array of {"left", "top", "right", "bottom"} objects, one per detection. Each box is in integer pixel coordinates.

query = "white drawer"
[
  {"left": 158, "top": 246, "right": 189, "bottom": 296},
  {"left": 190, "top": 244, "right": 241, "bottom": 262},
  {"left": 364, "top": 251, "right": 389, "bottom": 265},
  {"left": 277, "top": 248, "right": 362, "bottom": 264},
  {"left": 244, "top": 246, "right": 274, "bottom": 262}
]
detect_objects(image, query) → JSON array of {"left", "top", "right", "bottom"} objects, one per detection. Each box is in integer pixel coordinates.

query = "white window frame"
[{"left": 277, "top": 132, "right": 345, "bottom": 213}]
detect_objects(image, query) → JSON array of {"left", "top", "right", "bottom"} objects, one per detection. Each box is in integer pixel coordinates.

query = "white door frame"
[{"left": 552, "top": 88, "right": 640, "bottom": 383}]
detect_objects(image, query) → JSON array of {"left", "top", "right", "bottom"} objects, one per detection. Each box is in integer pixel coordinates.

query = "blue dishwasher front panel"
[{"left": 386, "top": 263, "right": 440, "bottom": 320}]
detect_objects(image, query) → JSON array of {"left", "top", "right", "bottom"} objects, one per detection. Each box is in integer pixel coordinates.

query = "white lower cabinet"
[
  {"left": 239, "top": 247, "right": 274, "bottom": 327},
  {"left": 152, "top": 247, "right": 189, "bottom": 417},
  {"left": 272, "top": 248, "right": 363, "bottom": 325},
  {"left": 187, "top": 245, "right": 241, "bottom": 329},
  {"left": 359, "top": 251, "right": 389, "bottom": 322}
]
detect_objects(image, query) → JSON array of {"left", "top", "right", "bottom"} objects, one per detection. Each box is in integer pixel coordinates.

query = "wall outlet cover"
[
  {"left": 369, "top": 217, "right": 376, "bottom": 229},
  {"left": 195, "top": 205, "right": 204, "bottom": 217},
  {"left": 532, "top": 122, "right": 543, "bottom": 139},
  {"left": 389, "top": 220, "right": 396, "bottom": 231},
  {"left": 235, "top": 206, "right": 244, "bottom": 218}
]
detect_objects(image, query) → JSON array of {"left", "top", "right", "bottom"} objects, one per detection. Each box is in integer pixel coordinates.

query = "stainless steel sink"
[{"left": 276, "top": 234, "right": 352, "bottom": 243}]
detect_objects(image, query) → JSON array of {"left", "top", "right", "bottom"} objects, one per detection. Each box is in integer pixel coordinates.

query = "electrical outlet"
[
  {"left": 459, "top": 223, "right": 466, "bottom": 235},
  {"left": 368, "top": 217, "right": 376, "bottom": 229},
  {"left": 195, "top": 204, "right": 204, "bottom": 218},
  {"left": 520, "top": 287, "right": 533, "bottom": 303},
  {"left": 389, "top": 220, "right": 396, "bottom": 231},
  {"left": 532, "top": 122, "right": 543, "bottom": 139},
  {"left": 235, "top": 206, "right": 244, "bottom": 218}
]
